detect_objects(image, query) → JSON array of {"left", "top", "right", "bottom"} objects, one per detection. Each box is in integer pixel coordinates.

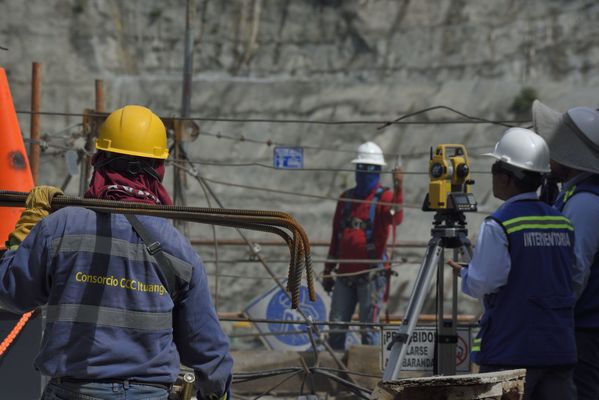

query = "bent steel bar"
[{"left": 0, "top": 191, "right": 312, "bottom": 309}]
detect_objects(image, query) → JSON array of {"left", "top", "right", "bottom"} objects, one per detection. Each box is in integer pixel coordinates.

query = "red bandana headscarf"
[{"left": 84, "top": 151, "right": 173, "bottom": 205}]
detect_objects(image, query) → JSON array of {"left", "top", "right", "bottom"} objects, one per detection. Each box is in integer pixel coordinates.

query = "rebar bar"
[{"left": 0, "top": 191, "right": 312, "bottom": 308}]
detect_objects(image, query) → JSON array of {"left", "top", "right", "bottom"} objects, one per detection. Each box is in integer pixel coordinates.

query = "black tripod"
[{"left": 383, "top": 210, "right": 473, "bottom": 381}]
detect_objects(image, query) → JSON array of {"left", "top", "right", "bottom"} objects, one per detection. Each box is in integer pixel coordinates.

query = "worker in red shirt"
[{"left": 323, "top": 142, "right": 404, "bottom": 350}]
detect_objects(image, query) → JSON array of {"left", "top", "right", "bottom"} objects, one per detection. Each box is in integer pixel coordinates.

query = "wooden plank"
[{"left": 372, "top": 369, "right": 526, "bottom": 400}]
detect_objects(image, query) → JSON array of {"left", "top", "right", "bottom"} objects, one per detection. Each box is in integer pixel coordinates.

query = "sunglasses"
[{"left": 356, "top": 164, "right": 381, "bottom": 172}]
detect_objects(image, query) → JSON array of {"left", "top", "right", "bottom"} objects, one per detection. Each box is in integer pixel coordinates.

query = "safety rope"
[{"left": 0, "top": 310, "right": 35, "bottom": 357}]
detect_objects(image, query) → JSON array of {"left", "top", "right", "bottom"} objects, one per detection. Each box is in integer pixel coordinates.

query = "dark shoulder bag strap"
[{"left": 125, "top": 214, "right": 179, "bottom": 301}]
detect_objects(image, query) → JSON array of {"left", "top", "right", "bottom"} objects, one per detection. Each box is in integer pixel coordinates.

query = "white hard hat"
[
  {"left": 483, "top": 127, "right": 550, "bottom": 173},
  {"left": 351, "top": 141, "right": 386, "bottom": 166}
]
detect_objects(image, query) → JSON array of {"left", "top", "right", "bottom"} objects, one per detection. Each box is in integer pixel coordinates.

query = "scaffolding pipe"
[
  {"left": 95, "top": 80, "right": 105, "bottom": 113},
  {"left": 78, "top": 80, "right": 104, "bottom": 196},
  {"left": 29, "top": 62, "right": 41, "bottom": 184}
]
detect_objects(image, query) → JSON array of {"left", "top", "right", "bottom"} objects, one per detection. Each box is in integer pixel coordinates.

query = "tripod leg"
[
  {"left": 439, "top": 233, "right": 474, "bottom": 374},
  {"left": 383, "top": 237, "right": 443, "bottom": 381},
  {"left": 433, "top": 245, "right": 457, "bottom": 375},
  {"left": 452, "top": 247, "right": 459, "bottom": 341}
]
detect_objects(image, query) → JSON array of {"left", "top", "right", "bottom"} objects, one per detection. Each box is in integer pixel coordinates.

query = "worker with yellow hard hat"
[
  {"left": 0, "top": 105, "right": 232, "bottom": 400},
  {"left": 96, "top": 104, "right": 169, "bottom": 159}
]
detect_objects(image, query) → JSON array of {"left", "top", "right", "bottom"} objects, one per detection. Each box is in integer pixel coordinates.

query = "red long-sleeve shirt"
[{"left": 327, "top": 184, "right": 404, "bottom": 274}]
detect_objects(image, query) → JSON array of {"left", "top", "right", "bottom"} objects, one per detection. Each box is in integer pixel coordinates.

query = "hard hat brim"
[
  {"left": 481, "top": 152, "right": 500, "bottom": 160},
  {"left": 350, "top": 158, "right": 387, "bottom": 166},
  {"left": 533, "top": 100, "right": 599, "bottom": 174},
  {"left": 480, "top": 151, "right": 550, "bottom": 173}
]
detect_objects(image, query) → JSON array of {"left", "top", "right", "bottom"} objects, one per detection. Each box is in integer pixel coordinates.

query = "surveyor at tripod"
[
  {"left": 533, "top": 100, "right": 599, "bottom": 400},
  {"left": 323, "top": 141, "right": 404, "bottom": 350},
  {"left": 0, "top": 105, "right": 232, "bottom": 400},
  {"left": 448, "top": 128, "right": 577, "bottom": 399}
]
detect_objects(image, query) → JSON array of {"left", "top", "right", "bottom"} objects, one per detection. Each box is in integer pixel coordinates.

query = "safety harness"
[
  {"left": 339, "top": 186, "right": 387, "bottom": 264},
  {"left": 125, "top": 214, "right": 180, "bottom": 301}
]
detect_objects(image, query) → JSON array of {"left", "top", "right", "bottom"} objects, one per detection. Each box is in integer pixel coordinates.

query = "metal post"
[
  {"left": 173, "top": 121, "right": 183, "bottom": 205},
  {"left": 30, "top": 62, "right": 41, "bottom": 184},
  {"left": 452, "top": 248, "right": 459, "bottom": 340},
  {"left": 79, "top": 80, "right": 104, "bottom": 196},
  {"left": 95, "top": 79, "right": 105, "bottom": 113},
  {"left": 174, "top": 0, "right": 194, "bottom": 216},
  {"left": 435, "top": 246, "right": 456, "bottom": 375},
  {"left": 173, "top": 122, "right": 188, "bottom": 232},
  {"left": 181, "top": 0, "right": 195, "bottom": 119}
]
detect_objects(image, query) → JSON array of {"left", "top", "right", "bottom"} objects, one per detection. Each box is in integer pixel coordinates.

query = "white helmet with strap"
[
  {"left": 351, "top": 142, "right": 386, "bottom": 166},
  {"left": 483, "top": 127, "right": 550, "bottom": 173}
]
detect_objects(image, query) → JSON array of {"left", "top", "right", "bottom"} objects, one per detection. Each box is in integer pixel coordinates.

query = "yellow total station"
[{"left": 426, "top": 144, "right": 474, "bottom": 210}]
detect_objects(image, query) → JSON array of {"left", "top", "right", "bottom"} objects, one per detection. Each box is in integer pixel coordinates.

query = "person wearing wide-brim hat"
[{"left": 533, "top": 99, "right": 599, "bottom": 399}]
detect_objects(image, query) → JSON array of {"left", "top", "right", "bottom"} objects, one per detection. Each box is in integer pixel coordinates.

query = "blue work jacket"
[
  {"left": 0, "top": 207, "right": 232, "bottom": 399},
  {"left": 476, "top": 199, "right": 577, "bottom": 366}
]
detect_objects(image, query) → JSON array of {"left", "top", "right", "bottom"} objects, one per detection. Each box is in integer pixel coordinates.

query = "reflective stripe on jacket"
[
  {"left": 0, "top": 207, "right": 232, "bottom": 397},
  {"left": 475, "top": 199, "right": 577, "bottom": 366}
]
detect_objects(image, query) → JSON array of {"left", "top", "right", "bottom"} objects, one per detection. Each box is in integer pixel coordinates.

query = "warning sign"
[
  {"left": 244, "top": 280, "right": 360, "bottom": 351},
  {"left": 381, "top": 326, "right": 471, "bottom": 372},
  {"left": 244, "top": 281, "right": 328, "bottom": 351}
]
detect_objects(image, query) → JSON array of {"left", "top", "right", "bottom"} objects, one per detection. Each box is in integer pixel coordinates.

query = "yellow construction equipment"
[{"left": 423, "top": 144, "right": 476, "bottom": 212}]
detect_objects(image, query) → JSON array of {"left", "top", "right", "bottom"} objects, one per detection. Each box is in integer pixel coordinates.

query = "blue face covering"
[{"left": 354, "top": 164, "right": 381, "bottom": 198}]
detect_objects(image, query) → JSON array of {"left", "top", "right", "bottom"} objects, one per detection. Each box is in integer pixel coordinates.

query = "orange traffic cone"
[{"left": 0, "top": 68, "right": 34, "bottom": 248}]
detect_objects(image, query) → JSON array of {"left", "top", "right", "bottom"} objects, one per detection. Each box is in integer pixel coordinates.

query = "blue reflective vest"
[
  {"left": 0, "top": 207, "right": 232, "bottom": 398},
  {"left": 476, "top": 199, "right": 577, "bottom": 366},
  {"left": 555, "top": 174, "right": 599, "bottom": 328}
]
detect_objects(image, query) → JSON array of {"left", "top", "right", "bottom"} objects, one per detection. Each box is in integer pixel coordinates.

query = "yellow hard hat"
[{"left": 96, "top": 105, "right": 169, "bottom": 159}]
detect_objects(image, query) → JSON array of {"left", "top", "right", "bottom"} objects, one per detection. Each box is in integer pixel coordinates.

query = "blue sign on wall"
[
  {"left": 245, "top": 281, "right": 331, "bottom": 351},
  {"left": 273, "top": 147, "right": 304, "bottom": 169},
  {"left": 265, "top": 286, "right": 327, "bottom": 346}
]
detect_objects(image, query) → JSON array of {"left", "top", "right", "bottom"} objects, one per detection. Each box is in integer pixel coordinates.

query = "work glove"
[
  {"left": 322, "top": 262, "right": 336, "bottom": 294},
  {"left": 6, "top": 186, "right": 63, "bottom": 249}
]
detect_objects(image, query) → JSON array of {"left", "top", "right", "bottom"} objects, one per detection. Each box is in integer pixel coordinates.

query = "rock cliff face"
[{"left": 1, "top": 0, "right": 598, "bottom": 313}]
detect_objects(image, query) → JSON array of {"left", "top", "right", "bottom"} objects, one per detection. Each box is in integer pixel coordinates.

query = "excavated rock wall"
[{"left": 2, "top": 0, "right": 598, "bottom": 315}]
